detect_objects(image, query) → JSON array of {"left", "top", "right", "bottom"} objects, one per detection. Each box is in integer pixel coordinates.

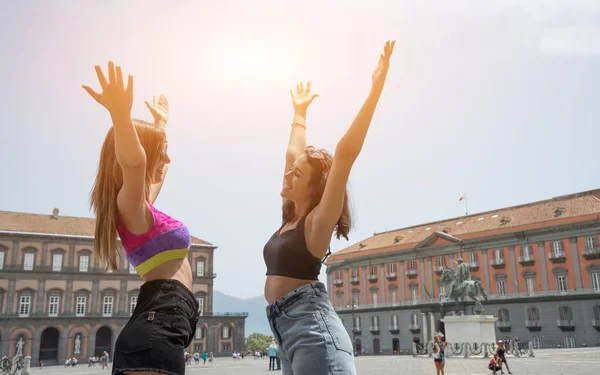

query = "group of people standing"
[{"left": 82, "top": 38, "right": 395, "bottom": 375}]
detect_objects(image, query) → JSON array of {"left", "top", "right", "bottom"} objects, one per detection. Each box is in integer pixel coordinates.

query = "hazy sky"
[{"left": 1, "top": 1, "right": 599, "bottom": 299}]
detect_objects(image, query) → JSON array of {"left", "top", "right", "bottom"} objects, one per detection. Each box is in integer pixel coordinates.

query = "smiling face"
[{"left": 281, "top": 154, "right": 319, "bottom": 204}]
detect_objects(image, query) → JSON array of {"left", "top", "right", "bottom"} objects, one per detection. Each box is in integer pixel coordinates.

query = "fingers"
[
  {"left": 306, "top": 82, "right": 311, "bottom": 94},
  {"left": 145, "top": 101, "right": 158, "bottom": 117},
  {"left": 126, "top": 74, "right": 133, "bottom": 95},
  {"left": 107, "top": 61, "right": 116, "bottom": 86},
  {"left": 94, "top": 65, "right": 108, "bottom": 90},
  {"left": 296, "top": 83, "right": 301, "bottom": 95},
  {"left": 82, "top": 85, "right": 102, "bottom": 104},
  {"left": 116, "top": 66, "right": 124, "bottom": 89}
]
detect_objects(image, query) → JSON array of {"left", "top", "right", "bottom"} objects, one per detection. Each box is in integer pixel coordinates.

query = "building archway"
[
  {"left": 355, "top": 338, "right": 362, "bottom": 354},
  {"left": 392, "top": 338, "right": 400, "bottom": 354},
  {"left": 95, "top": 327, "right": 112, "bottom": 357},
  {"left": 39, "top": 327, "right": 59, "bottom": 365},
  {"left": 372, "top": 338, "right": 380, "bottom": 355}
]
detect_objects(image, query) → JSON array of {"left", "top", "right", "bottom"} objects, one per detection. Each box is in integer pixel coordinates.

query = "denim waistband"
[
  {"left": 266, "top": 281, "right": 327, "bottom": 319},
  {"left": 139, "top": 279, "right": 196, "bottom": 304}
]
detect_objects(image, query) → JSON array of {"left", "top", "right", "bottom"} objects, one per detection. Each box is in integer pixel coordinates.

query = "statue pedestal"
[{"left": 441, "top": 315, "right": 497, "bottom": 343}]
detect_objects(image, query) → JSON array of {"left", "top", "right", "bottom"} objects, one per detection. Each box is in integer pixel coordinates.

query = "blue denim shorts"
[
  {"left": 112, "top": 279, "right": 199, "bottom": 375},
  {"left": 266, "top": 281, "right": 356, "bottom": 375}
]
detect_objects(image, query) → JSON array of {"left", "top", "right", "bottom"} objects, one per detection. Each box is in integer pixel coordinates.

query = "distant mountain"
[{"left": 213, "top": 291, "right": 271, "bottom": 337}]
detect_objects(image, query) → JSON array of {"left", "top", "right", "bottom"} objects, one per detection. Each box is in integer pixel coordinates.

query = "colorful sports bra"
[{"left": 117, "top": 202, "right": 191, "bottom": 277}]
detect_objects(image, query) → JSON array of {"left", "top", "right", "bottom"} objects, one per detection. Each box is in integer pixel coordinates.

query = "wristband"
[{"left": 292, "top": 122, "right": 306, "bottom": 129}]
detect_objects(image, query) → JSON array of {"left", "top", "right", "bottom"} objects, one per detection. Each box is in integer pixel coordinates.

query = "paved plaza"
[{"left": 22, "top": 348, "right": 600, "bottom": 375}]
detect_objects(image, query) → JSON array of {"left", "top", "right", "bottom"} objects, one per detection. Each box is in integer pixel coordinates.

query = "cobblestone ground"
[{"left": 24, "top": 348, "right": 600, "bottom": 375}]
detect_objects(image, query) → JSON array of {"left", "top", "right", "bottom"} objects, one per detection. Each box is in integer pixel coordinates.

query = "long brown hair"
[
  {"left": 90, "top": 120, "right": 166, "bottom": 271},
  {"left": 282, "top": 148, "right": 352, "bottom": 240}
]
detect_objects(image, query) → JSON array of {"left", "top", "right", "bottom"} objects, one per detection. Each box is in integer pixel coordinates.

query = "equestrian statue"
[{"left": 438, "top": 258, "right": 488, "bottom": 314}]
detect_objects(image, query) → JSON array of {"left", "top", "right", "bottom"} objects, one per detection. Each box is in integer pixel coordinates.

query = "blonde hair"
[{"left": 90, "top": 119, "right": 166, "bottom": 271}]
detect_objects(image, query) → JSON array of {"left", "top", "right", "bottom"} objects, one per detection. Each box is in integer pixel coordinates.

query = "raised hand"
[
  {"left": 82, "top": 61, "right": 133, "bottom": 120},
  {"left": 290, "top": 81, "right": 319, "bottom": 114},
  {"left": 372, "top": 40, "right": 395, "bottom": 88},
  {"left": 145, "top": 94, "right": 169, "bottom": 126}
]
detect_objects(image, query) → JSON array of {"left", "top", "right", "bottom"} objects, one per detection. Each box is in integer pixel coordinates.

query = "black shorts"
[{"left": 112, "top": 279, "right": 200, "bottom": 375}]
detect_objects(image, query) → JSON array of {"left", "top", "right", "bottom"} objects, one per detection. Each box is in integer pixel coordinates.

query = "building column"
[
  {"left": 41, "top": 242, "right": 48, "bottom": 269},
  {"left": 208, "top": 283, "right": 214, "bottom": 314},
  {"left": 58, "top": 329, "right": 69, "bottom": 364},
  {"left": 427, "top": 258, "right": 434, "bottom": 299},
  {"left": 569, "top": 238, "right": 583, "bottom": 289},
  {"left": 111, "top": 327, "right": 121, "bottom": 357},
  {"left": 11, "top": 240, "right": 19, "bottom": 267},
  {"left": 36, "top": 279, "right": 46, "bottom": 315},
  {"left": 419, "top": 259, "right": 425, "bottom": 298},
  {"left": 379, "top": 264, "right": 386, "bottom": 304},
  {"left": 31, "top": 330, "right": 42, "bottom": 365},
  {"left": 361, "top": 266, "right": 367, "bottom": 305},
  {"left": 68, "top": 244, "right": 75, "bottom": 268},
  {"left": 429, "top": 312, "right": 436, "bottom": 337},
  {"left": 6, "top": 278, "right": 16, "bottom": 315},
  {"left": 481, "top": 249, "right": 491, "bottom": 293},
  {"left": 326, "top": 271, "right": 332, "bottom": 295},
  {"left": 538, "top": 242, "right": 549, "bottom": 291},
  {"left": 65, "top": 280, "right": 73, "bottom": 314},
  {"left": 399, "top": 261, "right": 405, "bottom": 301},
  {"left": 421, "top": 312, "right": 428, "bottom": 343},
  {"left": 344, "top": 269, "right": 350, "bottom": 306},
  {"left": 508, "top": 246, "right": 519, "bottom": 293},
  {"left": 87, "top": 330, "right": 96, "bottom": 358},
  {"left": 119, "top": 280, "right": 127, "bottom": 314},
  {"left": 91, "top": 280, "right": 99, "bottom": 314}
]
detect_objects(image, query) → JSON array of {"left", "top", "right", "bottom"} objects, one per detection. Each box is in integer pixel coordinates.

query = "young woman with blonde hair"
[
  {"left": 83, "top": 62, "right": 199, "bottom": 375},
  {"left": 263, "top": 40, "right": 395, "bottom": 374}
]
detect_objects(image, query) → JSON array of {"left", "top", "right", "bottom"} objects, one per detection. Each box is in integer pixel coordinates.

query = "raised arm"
[
  {"left": 306, "top": 41, "right": 395, "bottom": 255},
  {"left": 283, "top": 82, "right": 319, "bottom": 202},
  {"left": 83, "top": 62, "right": 147, "bottom": 219}
]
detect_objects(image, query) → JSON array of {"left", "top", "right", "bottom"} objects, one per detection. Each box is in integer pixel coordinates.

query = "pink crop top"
[{"left": 117, "top": 202, "right": 191, "bottom": 277}]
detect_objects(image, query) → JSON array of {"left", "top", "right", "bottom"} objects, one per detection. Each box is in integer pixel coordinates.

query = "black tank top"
[{"left": 263, "top": 216, "right": 322, "bottom": 279}]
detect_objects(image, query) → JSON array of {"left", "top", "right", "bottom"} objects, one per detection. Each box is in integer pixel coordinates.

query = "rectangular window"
[
  {"left": 195, "top": 326, "right": 204, "bottom": 339},
  {"left": 102, "top": 296, "right": 114, "bottom": 317},
  {"left": 352, "top": 268, "right": 358, "bottom": 278},
  {"left": 388, "top": 263, "right": 395, "bottom": 274},
  {"left": 559, "top": 306, "right": 573, "bottom": 321},
  {"left": 354, "top": 316, "right": 361, "bottom": 329},
  {"left": 129, "top": 264, "right": 136, "bottom": 274},
  {"left": 526, "top": 277, "right": 536, "bottom": 295},
  {"left": 557, "top": 275, "right": 568, "bottom": 293},
  {"left": 586, "top": 236, "right": 597, "bottom": 249},
  {"left": 222, "top": 343, "right": 231, "bottom": 352},
  {"left": 392, "top": 314, "right": 398, "bottom": 327},
  {"left": 196, "top": 261, "right": 204, "bottom": 277},
  {"left": 197, "top": 297, "right": 204, "bottom": 315},
  {"left": 371, "top": 290, "right": 378, "bottom": 305},
  {"left": 408, "top": 260, "right": 416, "bottom": 270},
  {"left": 495, "top": 249, "right": 503, "bottom": 261},
  {"left": 527, "top": 307, "right": 540, "bottom": 321},
  {"left": 522, "top": 245, "right": 531, "bottom": 258},
  {"left": 553, "top": 241, "right": 563, "bottom": 255},
  {"left": 411, "top": 313, "right": 419, "bottom": 326},
  {"left": 223, "top": 326, "right": 230, "bottom": 339},
  {"left": 335, "top": 270, "right": 341, "bottom": 279},
  {"left": 437, "top": 256, "right": 444, "bottom": 267},
  {"left": 498, "top": 309, "right": 510, "bottom": 322},
  {"left": 76, "top": 296, "right": 86, "bottom": 317},
  {"left": 370, "top": 265, "right": 376, "bottom": 275},
  {"left": 390, "top": 288, "right": 397, "bottom": 303},
  {"left": 496, "top": 280, "right": 506, "bottom": 296},
  {"left": 130, "top": 296, "right": 138, "bottom": 315},
  {"left": 48, "top": 296, "right": 59, "bottom": 316},
  {"left": 352, "top": 291, "right": 360, "bottom": 305},
  {"left": 564, "top": 337, "right": 575, "bottom": 348},
  {"left": 24, "top": 253, "right": 34, "bottom": 270},
  {"left": 79, "top": 255, "right": 89, "bottom": 272},
  {"left": 410, "top": 287, "right": 418, "bottom": 301},
  {"left": 19, "top": 295, "right": 31, "bottom": 317},
  {"left": 336, "top": 293, "right": 343, "bottom": 307},
  {"left": 52, "top": 253, "right": 63, "bottom": 272},
  {"left": 371, "top": 315, "right": 379, "bottom": 329},
  {"left": 0, "top": 251, "right": 4, "bottom": 270},
  {"left": 468, "top": 252, "right": 477, "bottom": 264},
  {"left": 592, "top": 272, "right": 600, "bottom": 292}
]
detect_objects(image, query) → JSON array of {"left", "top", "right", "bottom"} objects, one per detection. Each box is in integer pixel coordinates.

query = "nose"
[{"left": 163, "top": 153, "right": 171, "bottom": 164}]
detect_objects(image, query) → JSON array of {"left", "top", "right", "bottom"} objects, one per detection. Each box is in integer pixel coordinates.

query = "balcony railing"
[
  {"left": 352, "top": 327, "right": 361, "bottom": 334},
  {"left": 497, "top": 321, "right": 511, "bottom": 332},
  {"left": 548, "top": 251, "right": 566, "bottom": 263},
  {"left": 386, "top": 272, "right": 397, "bottom": 280},
  {"left": 406, "top": 269, "right": 418, "bottom": 278},
  {"left": 333, "top": 279, "right": 343, "bottom": 286},
  {"left": 369, "top": 325, "right": 380, "bottom": 333},
  {"left": 557, "top": 319, "right": 575, "bottom": 331},
  {"left": 468, "top": 261, "right": 479, "bottom": 271},
  {"left": 518, "top": 255, "right": 535, "bottom": 266},
  {"left": 409, "top": 324, "right": 421, "bottom": 333},
  {"left": 350, "top": 276, "right": 360, "bottom": 284},
  {"left": 583, "top": 247, "right": 600, "bottom": 260},
  {"left": 367, "top": 274, "right": 378, "bottom": 282},
  {"left": 525, "top": 320, "right": 541, "bottom": 331},
  {"left": 490, "top": 259, "right": 505, "bottom": 268},
  {"left": 388, "top": 325, "right": 400, "bottom": 333},
  {"left": 592, "top": 319, "right": 600, "bottom": 331},
  {"left": 333, "top": 288, "right": 600, "bottom": 312}
]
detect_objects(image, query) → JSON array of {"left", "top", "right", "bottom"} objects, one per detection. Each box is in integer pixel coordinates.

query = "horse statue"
[{"left": 438, "top": 267, "right": 488, "bottom": 314}]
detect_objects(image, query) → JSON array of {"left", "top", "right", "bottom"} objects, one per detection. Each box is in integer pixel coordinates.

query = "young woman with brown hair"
[
  {"left": 83, "top": 62, "right": 199, "bottom": 375},
  {"left": 263, "top": 40, "right": 395, "bottom": 374}
]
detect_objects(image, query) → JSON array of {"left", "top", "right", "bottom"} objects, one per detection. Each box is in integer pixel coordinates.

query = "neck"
[{"left": 292, "top": 199, "right": 312, "bottom": 222}]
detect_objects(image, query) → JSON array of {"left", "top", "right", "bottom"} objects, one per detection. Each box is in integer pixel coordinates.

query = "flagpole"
[{"left": 462, "top": 192, "right": 468, "bottom": 215}]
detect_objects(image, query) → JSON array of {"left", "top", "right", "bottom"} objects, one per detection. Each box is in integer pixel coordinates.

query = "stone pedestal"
[{"left": 441, "top": 315, "right": 497, "bottom": 343}]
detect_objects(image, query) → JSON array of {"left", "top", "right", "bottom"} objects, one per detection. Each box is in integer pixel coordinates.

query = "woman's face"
[{"left": 153, "top": 141, "right": 171, "bottom": 183}]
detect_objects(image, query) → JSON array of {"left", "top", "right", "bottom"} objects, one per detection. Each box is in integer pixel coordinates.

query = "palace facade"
[
  {"left": 0, "top": 208, "right": 246, "bottom": 365},
  {"left": 325, "top": 189, "right": 600, "bottom": 355}
]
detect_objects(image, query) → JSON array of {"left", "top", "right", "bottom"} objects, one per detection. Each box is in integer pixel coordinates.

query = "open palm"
[
  {"left": 372, "top": 40, "right": 396, "bottom": 87},
  {"left": 145, "top": 94, "right": 169, "bottom": 126},
  {"left": 290, "top": 81, "right": 319, "bottom": 113},
  {"left": 82, "top": 61, "right": 133, "bottom": 119}
]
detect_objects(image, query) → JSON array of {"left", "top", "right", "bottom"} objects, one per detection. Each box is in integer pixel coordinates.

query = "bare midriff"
[
  {"left": 143, "top": 257, "right": 193, "bottom": 291},
  {"left": 265, "top": 275, "right": 317, "bottom": 304}
]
